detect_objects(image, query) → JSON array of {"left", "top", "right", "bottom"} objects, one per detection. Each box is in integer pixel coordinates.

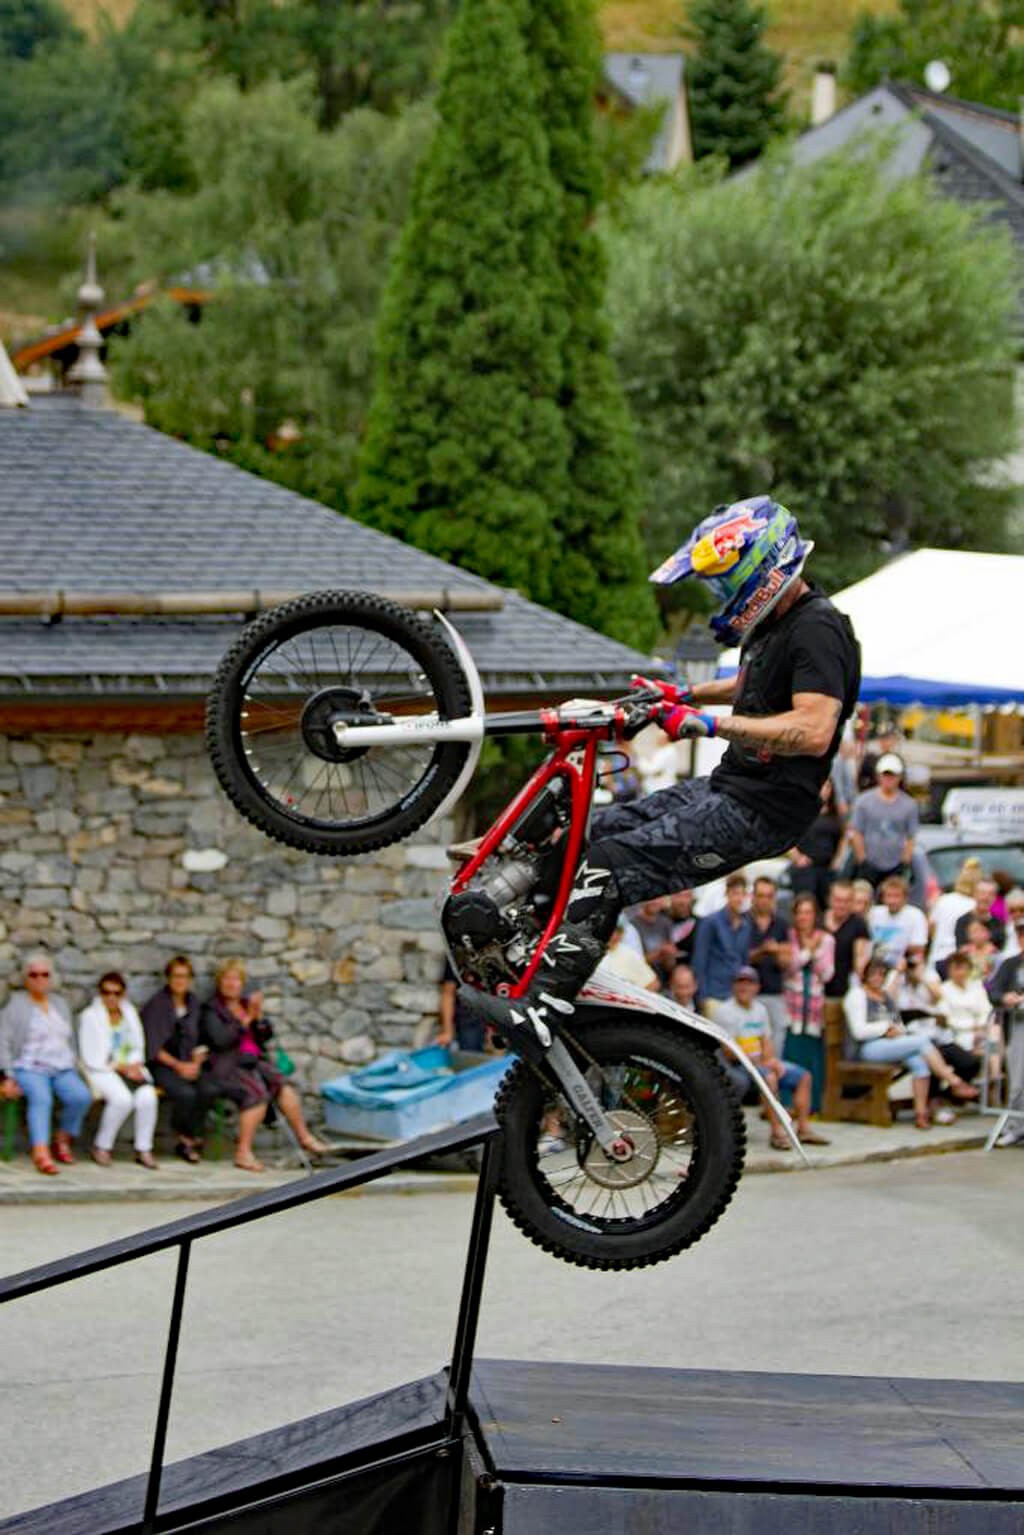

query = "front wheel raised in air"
[
  {"left": 495, "top": 1015, "right": 745, "bottom": 1271},
  {"left": 205, "top": 591, "right": 472, "bottom": 856}
]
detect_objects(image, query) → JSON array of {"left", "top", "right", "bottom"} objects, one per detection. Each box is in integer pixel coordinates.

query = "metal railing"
[{"left": 0, "top": 1112, "right": 503, "bottom": 1533}]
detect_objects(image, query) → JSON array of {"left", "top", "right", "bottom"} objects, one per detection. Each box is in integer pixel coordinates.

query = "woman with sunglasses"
[
  {"left": 0, "top": 954, "right": 92, "bottom": 1175},
  {"left": 79, "top": 971, "right": 159, "bottom": 1169}
]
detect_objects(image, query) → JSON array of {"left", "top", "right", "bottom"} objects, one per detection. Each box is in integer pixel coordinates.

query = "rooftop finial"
[{"left": 67, "top": 231, "right": 109, "bottom": 409}]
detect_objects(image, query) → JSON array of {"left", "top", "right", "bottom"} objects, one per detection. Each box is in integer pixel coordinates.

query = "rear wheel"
[
  {"left": 496, "top": 1015, "right": 745, "bottom": 1271},
  {"left": 205, "top": 590, "right": 472, "bottom": 855}
]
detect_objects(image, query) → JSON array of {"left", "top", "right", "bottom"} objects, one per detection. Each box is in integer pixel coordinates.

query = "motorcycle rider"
[{"left": 470, "top": 496, "right": 862, "bottom": 1048}]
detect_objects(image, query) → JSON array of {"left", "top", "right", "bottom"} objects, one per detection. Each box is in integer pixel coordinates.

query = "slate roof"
[
  {"left": 603, "top": 53, "right": 685, "bottom": 173},
  {"left": 0, "top": 395, "right": 656, "bottom": 701},
  {"left": 792, "top": 83, "right": 1024, "bottom": 324}
]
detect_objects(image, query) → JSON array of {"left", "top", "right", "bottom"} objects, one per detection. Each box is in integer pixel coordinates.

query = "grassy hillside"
[
  {"left": 601, "top": 0, "right": 897, "bottom": 96},
  {"left": 64, "top": 0, "right": 897, "bottom": 87}
]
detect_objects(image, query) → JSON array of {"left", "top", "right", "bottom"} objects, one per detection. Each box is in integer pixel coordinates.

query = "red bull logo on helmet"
[{"left": 690, "top": 506, "right": 767, "bottom": 578}]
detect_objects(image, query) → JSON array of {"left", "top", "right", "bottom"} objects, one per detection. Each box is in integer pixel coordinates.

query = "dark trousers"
[
  {"left": 932, "top": 1042, "right": 980, "bottom": 1098},
  {"left": 591, "top": 778, "right": 792, "bottom": 909},
  {"left": 151, "top": 1064, "right": 223, "bottom": 1139}
]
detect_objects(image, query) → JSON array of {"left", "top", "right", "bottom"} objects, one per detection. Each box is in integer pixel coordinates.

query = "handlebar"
[{"left": 483, "top": 684, "right": 666, "bottom": 742}]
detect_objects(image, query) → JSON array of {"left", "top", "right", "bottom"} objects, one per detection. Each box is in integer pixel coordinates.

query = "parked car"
[{"left": 915, "top": 825, "right": 1024, "bottom": 904}]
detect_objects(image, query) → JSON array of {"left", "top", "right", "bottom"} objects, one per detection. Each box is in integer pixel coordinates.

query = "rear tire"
[
  {"left": 205, "top": 590, "right": 472, "bottom": 855},
  {"left": 496, "top": 1015, "right": 745, "bottom": 1271}
]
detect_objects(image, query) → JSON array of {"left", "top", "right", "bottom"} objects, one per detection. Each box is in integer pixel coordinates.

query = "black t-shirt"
[
  {"left": 710, "top": 587, "right": 861, "bottom": 836},
  {"left": 797, "top": 812, "right": 844, "bottom": 866},
  {"left": 746, "top": 912, "right": 788, "bottom": 996},
  {"left": 824, "top": 912, "right": 871, "bottom": 998},
  {"left": 953, "top": 910, "right": 1006, "bottom": 952}
]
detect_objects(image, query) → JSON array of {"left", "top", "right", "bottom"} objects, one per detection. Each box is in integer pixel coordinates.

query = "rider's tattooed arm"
[
  {"left": 715, "top": 694, "right": 842, "bottom": 758},
  {"left": 690, "top": 674, "right": 740, "bottom": 707}
]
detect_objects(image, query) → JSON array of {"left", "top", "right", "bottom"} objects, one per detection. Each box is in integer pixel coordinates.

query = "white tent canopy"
[{"left": 720, "top": 549, "right": 1024, "bottom": 705}]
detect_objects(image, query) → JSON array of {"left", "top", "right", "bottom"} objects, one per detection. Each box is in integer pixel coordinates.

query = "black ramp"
[
  {"left": 502, "top": 1486, "right": 1024, "bottom": 1535},
  {"left": 1, "top": 1374, "right": 449, "bottom": 1535},
  {"left": 470, "top": 1360, "right": 1024, "bottom": 1493}
]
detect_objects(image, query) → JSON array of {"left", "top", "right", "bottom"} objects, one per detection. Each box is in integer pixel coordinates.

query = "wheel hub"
[
  {"left": 582, "top": 1109, "right": 659, "bottom": 1189},
  {"left": 299, "top": 686, "right": 382, "bottom": 764}
]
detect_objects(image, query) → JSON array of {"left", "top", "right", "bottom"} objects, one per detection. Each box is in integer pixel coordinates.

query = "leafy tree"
[
  {"left": 605, "top": 145, "right": 1019, "bottom": 595},
  {"left": 107, "top": 80, "right": 429, "bottom": 507},
  {"left": 0, "top": 1, "right": 201, "bottom": 204},
  {"left": 353, "top": 0, "right": 572, "bottom": 609},
  {"left": 169, "top": 0, "right": 292, "bottom": 93},
  {"left": 844, "top": 0, "right": 1024, "bottom": 111},
  {"left": 686, "top": 0, "right": 786, "bottom": 169},
  {"left": 288, "top": 0, "right": 456, "bottom": 129},
  {"left": 525, "top": 0, "right": 658, "bottom": 646},
  {"left": 0, "top": 0, "right": 77, "bottom": 59}
]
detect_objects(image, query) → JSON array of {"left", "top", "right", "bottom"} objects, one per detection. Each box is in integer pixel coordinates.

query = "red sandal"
[
  {"left": 31, "top": 1144, "right": 59, "bottom": 1176},
  {"left": 52, "top": 1130, "right": 75, "bottom": 1164}
]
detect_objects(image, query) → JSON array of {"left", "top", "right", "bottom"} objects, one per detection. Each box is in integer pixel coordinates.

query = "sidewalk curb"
[{"left": 0, "top": 1133, "right": 994, "bottom": 1205}]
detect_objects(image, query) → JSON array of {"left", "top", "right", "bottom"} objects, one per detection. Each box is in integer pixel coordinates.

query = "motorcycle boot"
[{"left": 459, "top": 857, "right": 622, "bottom": 1056}]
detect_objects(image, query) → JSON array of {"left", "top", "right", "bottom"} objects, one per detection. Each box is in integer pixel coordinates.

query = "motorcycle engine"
[{"left": 443, "top": 778, "right": 570, "bottom": 990}]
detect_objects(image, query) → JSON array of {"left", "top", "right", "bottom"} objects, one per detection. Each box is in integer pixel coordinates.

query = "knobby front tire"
[
  {"left": 206, "top": 590, "right": 472, "bottom": 856},
  {"left": 495, "top": 1015, "right": 746, "bottom": 1271}
]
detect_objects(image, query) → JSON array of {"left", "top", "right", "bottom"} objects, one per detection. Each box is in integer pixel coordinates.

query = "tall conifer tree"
[
  {"left": 687, "top": 0, "right": 785, "bottom": 169},
  {"left": 525, "top": 0, "right": 658, "bottom": 647},
  {"left": 352, "top": 0, "right": 571, "bottom": 608}
]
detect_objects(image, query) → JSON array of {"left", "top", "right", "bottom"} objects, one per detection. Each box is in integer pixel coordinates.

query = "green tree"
[
  {"left": 288, "top": 0, "right": 455, "bottom": 129},
  {"left": 0, "top": 0, "right": 76, "bottom": 59},
  {"left": 107, "top": 80, "right": 429, "bottom": 506},
  {"left": 605, "top": 145, "right": 1019, "bottom": 594},
  {"left": 844, "top": 0, "right": 1024, "bottom": 111},
  {"left": 686, "top": 0, "right": 786, "bottom": 169},
  {"left": 525, "top": 0, "right": 658, "bottom": 647},
  {"left": 353, "top": 0, "right": 571, "bottom": 609},
  {"left": 0, "top": 1, "right": 201, "bottom": 204}
]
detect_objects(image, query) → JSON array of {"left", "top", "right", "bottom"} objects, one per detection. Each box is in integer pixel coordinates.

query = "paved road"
[{"left": 1, "top": 1150, "right": 1021, "bottom": 1519}]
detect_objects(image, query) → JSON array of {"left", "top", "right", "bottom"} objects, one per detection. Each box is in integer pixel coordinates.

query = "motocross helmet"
[{"left": 649, "top": 496, "right": 813, "bottom": 647}]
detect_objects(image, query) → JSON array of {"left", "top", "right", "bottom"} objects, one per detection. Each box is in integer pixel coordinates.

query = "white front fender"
[{"left": 580, "top": 965, "right": 809, "bottom": 1162}]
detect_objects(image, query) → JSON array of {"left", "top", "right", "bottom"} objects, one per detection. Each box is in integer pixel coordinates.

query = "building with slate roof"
[
  {"left": 792, "top": 82, "right": 1024, "bottom": 322},
  {"left": 601, "top": 54, "right": 690, "bottom": 173},
  {"left": 787, "top": 81, "right": 1024, "bottom": 494},
  {"left": 0, "top": 361, "right": 656, "bottom": 1128},
  {"left": 0, "top": 393, "right": 653, "bottom": 719}
]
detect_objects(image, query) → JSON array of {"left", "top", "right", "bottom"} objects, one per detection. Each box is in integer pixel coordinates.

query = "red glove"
[
  {"left": 659, "top": 703, "right": 717, "bottom": 741},
  {"left": 630, "top": 675, "right": 696, "bottom": 707}
]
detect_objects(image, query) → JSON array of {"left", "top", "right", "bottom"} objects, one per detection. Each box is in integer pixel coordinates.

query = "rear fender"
[{"left": 578, "top": 965, "right": 806, "bottom": 1160}]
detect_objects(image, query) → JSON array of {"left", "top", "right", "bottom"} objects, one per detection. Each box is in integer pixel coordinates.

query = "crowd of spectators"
[
  {"left": 0, "top": 954, "right": 328, "bottom": 1176},
  {"left": 603, "top": 725, "right": 1024, "bottom": 1148}
]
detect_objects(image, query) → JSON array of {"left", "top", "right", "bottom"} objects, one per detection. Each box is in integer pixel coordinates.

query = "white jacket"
[
  {"left": 78, "top": 997, "right": 151, "bottom": 1084},
  {"left": 843, "top": 982, "right": 900, "bottom": 1044},
  {"left": 937, "top": 979, "right": 990, "bottom": 1052}
]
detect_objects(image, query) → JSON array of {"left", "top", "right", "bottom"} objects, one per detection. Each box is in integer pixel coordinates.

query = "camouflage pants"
[{"left": 589, "top": 777, "right": 793, "bottom": 910}]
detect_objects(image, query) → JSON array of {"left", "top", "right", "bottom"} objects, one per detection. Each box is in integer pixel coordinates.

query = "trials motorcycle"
[{"left": 206, "top": 591, "right": 802, "bottom": 1272}]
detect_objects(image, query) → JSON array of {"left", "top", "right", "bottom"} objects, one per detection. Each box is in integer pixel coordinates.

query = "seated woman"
[
  {"left": 939, "top": 948, "right": 1001, "bottom": 1091},
  {"left": 142, "top": 955, "right": 220, "bottom": 1163},
  {"left": 844, "top": 954, "right": 979, "bottom": 1130},
  {"left": 79, "top": 971, "right": 159, "bottom": 1168},
  {"left": 0, "top": 953, "right": 92, "bottom": 1175},
  {"left": 201, "top": 959, "right": 328, "bottom": 1172}
]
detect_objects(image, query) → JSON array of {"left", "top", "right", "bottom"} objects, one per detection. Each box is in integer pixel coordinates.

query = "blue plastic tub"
[{"left": 320, "top": 1045, "right": 511, "bottom": 1143}]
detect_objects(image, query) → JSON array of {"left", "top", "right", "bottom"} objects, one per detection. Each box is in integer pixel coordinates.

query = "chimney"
[
  {"left": 67, "top": 231, "right": 109, "bottom": 409},
  {"left": 811, "top": 64, "right": 837, "bottom": 127}
]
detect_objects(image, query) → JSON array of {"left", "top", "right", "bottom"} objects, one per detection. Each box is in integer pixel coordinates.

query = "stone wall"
[{"left": 0, "top": 730, "right": 457, "bottom": 1097}]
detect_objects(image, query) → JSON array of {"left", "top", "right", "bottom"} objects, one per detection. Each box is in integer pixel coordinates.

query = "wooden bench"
[{"left": 821, "top": 1003, "right": 896, "bottom": 1127}]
